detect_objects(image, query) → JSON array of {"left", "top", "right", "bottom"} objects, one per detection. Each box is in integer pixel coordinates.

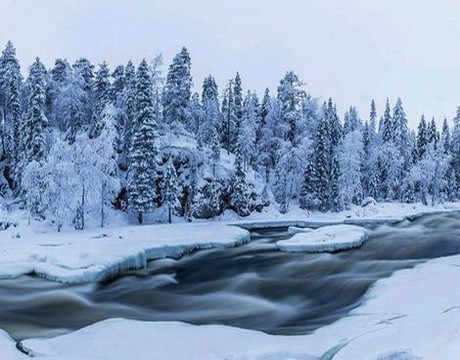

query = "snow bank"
[
  {"left": 277, "top": 225, "right": 367, "bottom": 253},
  {"left": 235, "top": 201, "right": 460, "bottom": 230},
  {"left": 0, "top": 222, "right": 249, "bottom": 284},
  {"left": 19, "top": 319, "right": 316, "bottom": 360},
  {"left": 0, "top": 329, "right": 26, "bottom": 360}
]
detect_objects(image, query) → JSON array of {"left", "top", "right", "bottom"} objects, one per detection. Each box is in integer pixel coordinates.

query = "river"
[{"left": 2, "top": 211, "right": 460, "bottom": 341}]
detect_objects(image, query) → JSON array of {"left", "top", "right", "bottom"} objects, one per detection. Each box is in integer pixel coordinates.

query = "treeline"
[{"left": 0, "top": 41, "right": 458, "bottom": 230}]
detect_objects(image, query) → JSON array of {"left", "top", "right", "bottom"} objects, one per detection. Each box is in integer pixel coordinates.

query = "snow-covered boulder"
[
  {"left": 361, "top": 197, "right": 377, "bottom": 207},
  {"left": 277, "top": 224, "right": 367, "bottom": 253}
]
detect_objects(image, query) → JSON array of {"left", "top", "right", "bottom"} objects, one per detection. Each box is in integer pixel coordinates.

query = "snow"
[
  {"left": 3, "top": 204, "right": 460, "bottom": 358},
  {"left": 276, "top": 225, "right": 367, "bottom": 253},
  {"left": 15, "top": 251, "right": 460, "bottom": 360},
  {"left": 0, "top": 219, "right": 249, "bottom": 284},
  {"left": 287, "top": 226, "right": 313, "bottom": 235},
  {"left": 19, "top": 319, "right": 317, "bottom": 360},
  {"left": 0, "top": 330, "right": 26, "bottom": 360}
]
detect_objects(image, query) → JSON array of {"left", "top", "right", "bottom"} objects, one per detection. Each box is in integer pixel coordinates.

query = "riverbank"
[{"left": 2, "top": 203, "right": 460, "bottom": 359}]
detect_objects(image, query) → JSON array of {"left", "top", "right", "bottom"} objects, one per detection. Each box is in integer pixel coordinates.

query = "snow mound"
[
  {"left": 277, "top": 225, "right": 367, "bottom": 253},
  {"left": 20, "top": 319, "right": 317, "bottom": 360}
]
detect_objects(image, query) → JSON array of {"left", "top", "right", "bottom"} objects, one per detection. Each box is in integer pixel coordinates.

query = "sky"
[{"left": 1, "top": 0, "right": 460, "bottom": 129}]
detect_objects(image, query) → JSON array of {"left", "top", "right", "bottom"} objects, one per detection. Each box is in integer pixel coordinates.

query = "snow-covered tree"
[
  {"left": 231, "top": 144, "right": 251, "bottom": 217},
  {"left": 162, "top": 159, "right": 179, "bottom": 223},
  {"left": 163, "top": 47, "right": 192, "bottom": 131},
  {"left": 128, "top": 59, "right": 159, "bottom": 224},
  {"left": 338, "top": 130, "right": 364, "bottom": 209}
]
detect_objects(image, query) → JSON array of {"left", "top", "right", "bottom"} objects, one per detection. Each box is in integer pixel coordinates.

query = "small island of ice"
[{"left": 277, "top": 224, "right": 368, "bottom": 253}]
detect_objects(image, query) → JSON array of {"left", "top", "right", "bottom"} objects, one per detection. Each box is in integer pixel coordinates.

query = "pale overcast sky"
[{"left": 1, "top": 0, "right": 459, "bottom": 128}]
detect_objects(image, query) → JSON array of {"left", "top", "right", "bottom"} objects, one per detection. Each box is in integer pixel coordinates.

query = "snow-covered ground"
[
  {"left": 2, "top": 202, "right": 460, "bottom": 359},
  {"left": 0, "top": 210, "right": 249, "bottom": 283}
]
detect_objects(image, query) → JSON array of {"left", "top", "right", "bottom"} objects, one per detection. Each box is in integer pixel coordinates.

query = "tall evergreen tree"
[
  {"left": 163, "top": 47, "right": 192, "bottom": 130},
  {"left": 381, "top": 99, "right": 393, "bottom": 143},
  {"left": 25, "top": 57, "right": 48, "bottom": 164},
  {"left": 128, "top": 59, "right": 158, "bottom": 224},
  {"left": 231, "top": 143, "right": 251, "bottom": 217},
  {"left": 315, "top": 116, "right": 329, "bottom": 211},
  {"left": 299, "top": 156, "right": 318, "bottom": 210},
  {"left": 90, "top": 62, "right": 111, "bottom": 138},
  {"left": 277, "top": 71, "right": 305, "bottom": 145},
  {"left": 416, "top": 115, "right": 428, "bottom": 160},
  {"left": 0, "top": 41, "right": 21, "bottom": 170},
  {"left": 162, "top": 159, "right": 179, "bottom": 223}
]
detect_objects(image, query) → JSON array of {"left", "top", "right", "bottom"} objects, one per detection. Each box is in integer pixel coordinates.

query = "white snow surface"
[
  {"left": 0, "top": 219, "right": 249, "bottom": 284},
  {"left": 3, "top": 202, "right": 460, "bottom": 358},
  {"left": 277, "top": 225, "right": 367, "bottom": 252}
]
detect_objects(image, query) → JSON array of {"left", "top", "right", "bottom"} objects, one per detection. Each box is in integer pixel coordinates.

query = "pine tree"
[
  {"left": 231, "top": 144, "right": 251, "bottom": 217},
  {"left": 299, "top": 156, "right": 318, "bottom": 210},
  {"left": 90, "top": 62, "right": 111, "bottom": 138},
  {"left": 128, "top": 59, "right": 158, "bottom": 224},
  {"left": 0, "top": 41, "right": 21, "bottom": 176},
  {"left": 162, "top": 159, "right": 179, "bottom": 223},
  {"left": 238, "top": 91, "right": 258, "bottom": 168},
  {"left": 416, "top": 115, "right": 428, "bottom": 160},
  {"left": 392, "top": 97, "right": 410, "bottom": 162},
  {"left": 331, "top": 154, "right": 341, "bottom": 211},
  {"left": 427, "top": 117, "right": 438, "bottom": 147},
  {"left": 121, "top": 60, "right": 136, "bottom": 170},
  {"left": 163, "top": 47, "right": 192, "bottom": 130},
  {"left": 381, "top": 99, "right": 393, "bottom": 143},
  {"left": 200, "top": 76, "right": 221, "bottom": 147},
  {"left": 25, "top": 57, "right": 48, "bottom": 164},
  {"left": 343, "top": 106, "right": 361, "bottom": 135},
  {"left": 315, "top": 116, "right": 329, "bottom": 211},
  {"left": 72, "top": 58, "right": 94, "bottom": 128},
  {"left": 221, "top": 79, "right": 236, "bottom": 154},
  {"left": 441, "top": 118, "right": 450, "bottom": 155},
  {"left": 233, "top": 72, "right": 243, "bottom": 140},
  {"left": 277, "top": 71, "right": 305, "bottom": 145}
]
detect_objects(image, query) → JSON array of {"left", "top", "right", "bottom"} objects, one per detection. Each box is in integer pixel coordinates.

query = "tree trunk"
[
  {"left": 138, "top": 212, "right": 143, "bottom": 224},
  {"left": 168, "top": 207, "right": 172, "bottom": 224}
]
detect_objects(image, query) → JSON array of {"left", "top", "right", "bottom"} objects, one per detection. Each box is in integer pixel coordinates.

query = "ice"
[
  {"left": 277, "top": 225, "right": 368, "bottom": 253},
  {"left": 0, "top": 222, "right": 250, "bottom": 284}
]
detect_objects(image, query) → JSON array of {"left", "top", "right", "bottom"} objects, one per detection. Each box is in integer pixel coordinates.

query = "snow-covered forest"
[{"left": 0, "top": 41, "right": 459, "bottom": 230}]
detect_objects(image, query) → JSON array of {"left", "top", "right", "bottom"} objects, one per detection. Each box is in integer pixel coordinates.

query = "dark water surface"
[{"left": 3, "top": 212, "right": 460, "bottom": 341}]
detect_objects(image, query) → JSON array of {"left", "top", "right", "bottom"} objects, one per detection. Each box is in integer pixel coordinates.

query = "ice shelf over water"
[{"left": 277, "top": 224, "right": 368, "bottom": 253}]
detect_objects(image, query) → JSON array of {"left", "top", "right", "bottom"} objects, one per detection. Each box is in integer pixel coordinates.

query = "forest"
[{"left": 0, "top": 41, "right": 458, "bottom": 230}]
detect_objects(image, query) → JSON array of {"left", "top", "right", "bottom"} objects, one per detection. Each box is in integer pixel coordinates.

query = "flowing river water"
[{"left": 3, "top": 212, "right": 460, "bottom": 342}]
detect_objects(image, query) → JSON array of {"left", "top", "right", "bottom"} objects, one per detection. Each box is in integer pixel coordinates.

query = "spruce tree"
[
  {"left": 299, "top": 157, "right": 318, "bottom": 210},
  {"left": 0, "top": 41, "right": 21, "bottom": 174},
  {"left": 121, "top": 60, "right": 136, "bottom": 170},
  {"left": 128, "top": 59, "right": 158, "bottom": 224},
  {"left": 381, "top": 99, "right": 393, "bottom": 143},
  {"left": 315, "top": 116, "right": 329, "bottom": 211},
  {"left": 25, "top": 57, "right": 48, "bottom": 164},
  {"left": 277, "top": 71, "right": 305, "bottom": 145},
  {"left": 162, "top": 159, "right": 179, "bottom": 223},
  {"left": 231, "top": 144, "right": 251, "bottom": 217},
  {"left": 416, "top": 115, "right": 428, "bottom": 160},
  {"left": 90, "top": 62, "right": 111, "bottom": 138},
  {"left": 441, "top": 118, "right": 450, "bottom": 155},
  {"left": 163, "top": 47, "right": 192, "bottom": 130}
]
